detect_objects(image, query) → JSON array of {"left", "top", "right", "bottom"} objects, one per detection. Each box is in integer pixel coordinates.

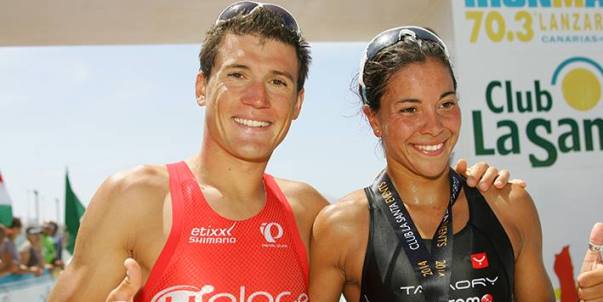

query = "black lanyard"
[{"left": 369, "top": 168, "right": 463, "bottom": 302}]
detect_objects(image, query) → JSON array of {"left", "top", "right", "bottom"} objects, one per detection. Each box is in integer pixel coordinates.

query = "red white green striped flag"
[{"left": 0, "top": 172, "right": 14, "bottom": 226}]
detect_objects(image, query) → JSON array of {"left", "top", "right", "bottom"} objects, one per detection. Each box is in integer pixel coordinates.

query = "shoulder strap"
[
  {"left": 360, "top": 187, "right": 401, "bottom": 302},
  {"left": 262, "top": 174, "right": 309, "bottom": 287},
  {"left": 140, "top": 162, "right": 186, "bottom": 290},
  {"left": 464, "top": 185, "right": 515, "bottom": 294}
]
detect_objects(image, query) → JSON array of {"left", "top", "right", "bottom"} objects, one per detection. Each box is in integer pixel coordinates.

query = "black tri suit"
[{"left": 360, "top": 183, "right": 514, "bottom": 302}]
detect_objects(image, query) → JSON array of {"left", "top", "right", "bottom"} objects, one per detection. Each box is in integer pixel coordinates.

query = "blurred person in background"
[
  {"left": 0, "top": 225, "right": 17, "bottom": 277},
  {"left": 1, "top": 217, "right": 23, "bottom": 274},
  {"left": 19, "top": 226, "right": 46, "bottom": 277},
  {"left": 43, "top": 221, "right": 63, "bottom": 269}
]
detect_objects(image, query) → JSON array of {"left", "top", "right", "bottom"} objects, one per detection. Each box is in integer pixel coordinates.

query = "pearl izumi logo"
[
  {"left": 150, "top": 284, "right": 309, "bottom": 302},
  {"left": 260, "top": 222, "right": 287, "bottom": 248},
  {"left": 188, "top": 223, "right": 237, "bottom": 245}
]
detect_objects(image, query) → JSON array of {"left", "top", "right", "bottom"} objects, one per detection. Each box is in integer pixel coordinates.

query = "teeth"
[
  {"left": 416, "top": 143, "right": 444, "bottom": 152},
  {"left": 233, "top": 117, "right": 270, "bottom": 128}
]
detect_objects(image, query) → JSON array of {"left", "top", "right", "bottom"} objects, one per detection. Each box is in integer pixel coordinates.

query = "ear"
[
  {"left": 291, "top": 88, "right": 305, "bottom": 120},
  {"left": 362, "top": 105, "right": 383, "bottom": 137},
  {"left": 195, "top": 71, "right": 208, "bottom": 107}
]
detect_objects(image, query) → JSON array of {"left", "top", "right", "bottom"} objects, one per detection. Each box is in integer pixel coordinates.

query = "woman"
[{"left": 309, "top": 26, "right": 557, "bottom": 302}]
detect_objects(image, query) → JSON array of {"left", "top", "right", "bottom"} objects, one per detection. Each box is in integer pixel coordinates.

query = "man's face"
[
  {"left": 11, "top": 226, "right": 22, "bottom": 237},
  {"left": 43, "top": 224, "right": 53, "bottom": 236},
  {"left": 28, "top": 233, "right": 41, "bottom": 245},
  {"left": 196, "top": 33, "right": 304, "bottom": 163}
]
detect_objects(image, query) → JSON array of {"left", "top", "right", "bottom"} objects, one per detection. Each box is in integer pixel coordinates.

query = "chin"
[
  {"left": 413, "top": 163, "right": 450, "bottom": 179},
  {"left": 231, "top": 148, "right": 273, "bottom": 163}
]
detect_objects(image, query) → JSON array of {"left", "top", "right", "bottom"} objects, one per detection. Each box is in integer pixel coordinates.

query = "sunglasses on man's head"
[
  {"left": 359, "top": 26, "right": 451, "bottom": 104},
  {"left": 216, "top": 1, "right": 300, "bottom": 34}
]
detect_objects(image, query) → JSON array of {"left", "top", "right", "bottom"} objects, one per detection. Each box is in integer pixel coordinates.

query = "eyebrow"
[
  {"left": 396, "top": 98, "right": 421, "bottom": 104},
  {"left": 224, "top": 63, "right": 250, "bottom": 71},
  {"left": 396, "top": 91, "right": 457, "bottom": 104},
  {"left": 440, "top": 91, "right": 457, "bottom": 99},
  {"left": 272, "top": 70, "right": 295, "bottom": 83},
  {"left": 224, "top": 64, "right": 295, "bottom": 83}
]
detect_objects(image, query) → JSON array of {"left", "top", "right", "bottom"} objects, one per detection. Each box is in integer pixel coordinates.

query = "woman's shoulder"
[{"left": 479, "top": 183, "right": 541, "bottom": 257}]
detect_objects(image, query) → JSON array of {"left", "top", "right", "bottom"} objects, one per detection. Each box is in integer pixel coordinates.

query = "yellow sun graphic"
[
  {"left": 561, "top": 68, "right": 601, "bottom": 111},
  {"left": 552, "top": 57, "right": 603, "bottom": 112}
]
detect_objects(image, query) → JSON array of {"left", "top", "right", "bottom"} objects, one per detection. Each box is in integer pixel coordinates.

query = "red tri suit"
[{"left": 135, "top": 162, "right": 309, "bottom": 302}]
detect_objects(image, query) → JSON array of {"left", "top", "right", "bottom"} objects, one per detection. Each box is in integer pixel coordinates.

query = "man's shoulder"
[
  {"left": 271, "top": 177, "right": 329, "bottom": 231},
  {"left": 106, "top": 164, "right": 169, "bottom": 195},
  {"left": 272, "top": 177, "right": 329, "bottom": 210},
  {"left": 88, "top": 164, "right": 170, "bottom": 218},
  {"left": 18, "top": 241, "right": 32, "bottom": 252}
]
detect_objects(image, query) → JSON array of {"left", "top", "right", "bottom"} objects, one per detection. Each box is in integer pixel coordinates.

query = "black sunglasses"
[
  {"left": 216, "top": 1, "right": 300, "bottom": 33},
  {"left": 359, "top": 26, "right": 450, "bottom": 104}
]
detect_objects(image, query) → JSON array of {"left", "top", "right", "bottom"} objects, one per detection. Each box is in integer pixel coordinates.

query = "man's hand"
[
  {"left": 454, "top": 159, "right": 526, "bottom": 192},
  {"left": 105, "top": 258, "right": 143, "bottom": 302},
  {"left": 577, "top": 223, "right": 603, "bottom": 302}
]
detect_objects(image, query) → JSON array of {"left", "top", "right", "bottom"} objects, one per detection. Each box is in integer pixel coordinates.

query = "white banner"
[{"left": 452, "top": 0, "right": 603, "bottom": 299}]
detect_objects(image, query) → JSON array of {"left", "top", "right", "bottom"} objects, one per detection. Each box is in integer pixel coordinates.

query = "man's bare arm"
[{"left": 48, "top": 167, "right": 165, "bottom": 301}]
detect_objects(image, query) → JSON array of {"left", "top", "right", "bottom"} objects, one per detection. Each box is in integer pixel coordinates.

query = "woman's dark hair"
[{"left": 360, "top": 38, "right": 457, "bottom": 112}]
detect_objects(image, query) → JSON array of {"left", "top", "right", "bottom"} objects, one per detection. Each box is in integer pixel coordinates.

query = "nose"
[
  {"left": 420, "top": 109, "right": 444, "bottom": 136},
  {"left": 241, "top": 81, "right": 270, "bottom": 108}
]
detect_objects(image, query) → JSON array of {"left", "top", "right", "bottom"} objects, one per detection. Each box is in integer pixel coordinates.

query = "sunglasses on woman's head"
[{"left": 359, "top": 26, "right": 450, "bottom": 104}]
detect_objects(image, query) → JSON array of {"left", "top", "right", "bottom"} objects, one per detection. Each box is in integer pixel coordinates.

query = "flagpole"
[
  {"left": 55, "top": 198, "right": 60, "bottom": 225},
  {"left": 33, "top": 190, "right": 39, "bottom": 224},
  {"left": 25, "top": 189, "right": 31, "bottom": 223}
]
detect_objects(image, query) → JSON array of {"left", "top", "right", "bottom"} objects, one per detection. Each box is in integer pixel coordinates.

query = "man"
[
  {"left": 0, "top": 225, "right": 15, "bottom": 277},
  {"left": 19, "top": 226, "right": 46, "bottom": 277},
  {"left": 48, "top": 2, "right": 508, "bottom": 302},
  {"left": 48, "top": 3, "right": 323, "bottom": 301},
  {"left": 43, "top": 221, "right": 64, "bottom": 268},
  {"left": 1, "top": 217, "right": 23, "bottom": 275}
]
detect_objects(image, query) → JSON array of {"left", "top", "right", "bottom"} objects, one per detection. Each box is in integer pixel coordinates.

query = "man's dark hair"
[
  {"left": 10, "top": 217, "right": 22, "bottom": 229},
  {"left": 199, "top": 8, "right": 311, "bottom": 92},
  {"left": 45, "top": 221, "right": 59, "bottom": 235}
]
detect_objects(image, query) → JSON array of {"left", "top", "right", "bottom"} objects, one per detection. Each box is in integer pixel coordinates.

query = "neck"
[
  {"left": 386, "top": 160, "right": 451, "bottom": 208},
  {"left": 191, "top": 137, "right": 269, "bottom": 204}
]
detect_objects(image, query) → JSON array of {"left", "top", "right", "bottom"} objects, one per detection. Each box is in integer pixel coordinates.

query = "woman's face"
[{"left": 364, "top": 57, "right": 461, "bottom": 179}]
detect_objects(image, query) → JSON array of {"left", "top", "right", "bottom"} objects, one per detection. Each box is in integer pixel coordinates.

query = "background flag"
[
  {"left": 65, "top": 172, "right": 85, "bottom": 254},
  {"left": 0, "top": 173, "right": 13, "bottom": 226},
  {"left": 0, "top": 172, "right": 13, "bottom": 226}
]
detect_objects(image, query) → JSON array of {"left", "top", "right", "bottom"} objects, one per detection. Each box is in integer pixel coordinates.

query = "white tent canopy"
[{"left": 0, "top": 0, "right": 451, "bottom": 46}]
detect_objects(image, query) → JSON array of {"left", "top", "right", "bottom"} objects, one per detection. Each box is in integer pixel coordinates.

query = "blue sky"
[{"left": 0, "top": 42, "right": 390, "bottom": 224}]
